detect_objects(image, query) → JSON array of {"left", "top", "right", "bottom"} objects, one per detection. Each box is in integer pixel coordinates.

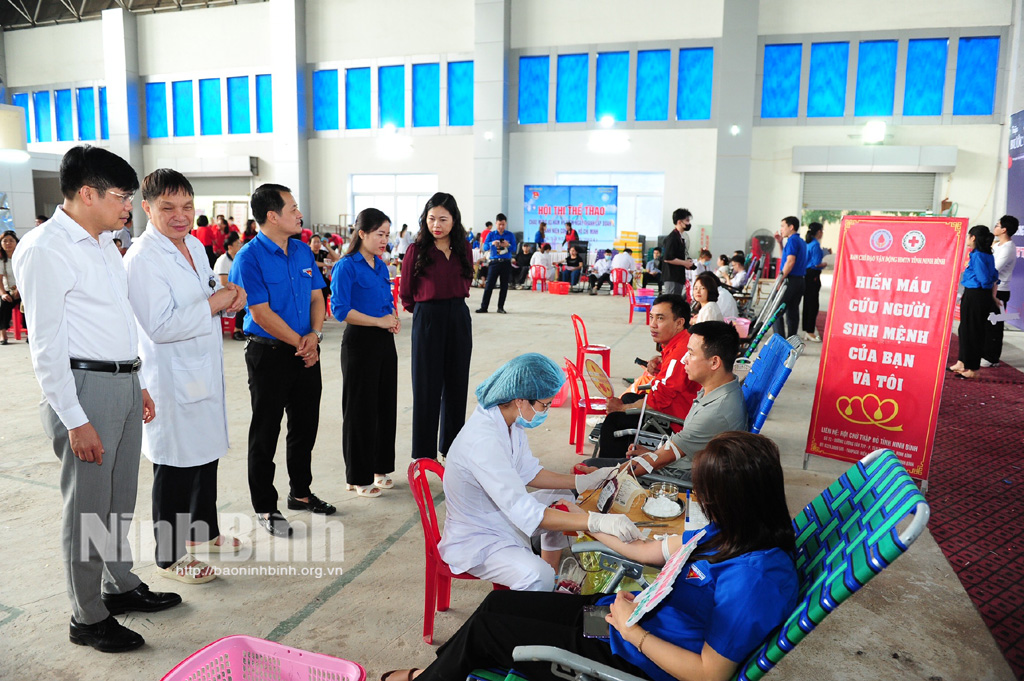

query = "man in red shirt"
[
  {"left": 193, "top": 215, "right": 215, "bottom": 265},
  {"left": 595, "top": 294, "right": 699, "bottom": 458}
]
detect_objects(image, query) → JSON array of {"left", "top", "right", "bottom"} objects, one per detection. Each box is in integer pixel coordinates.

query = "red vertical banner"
[{"left": 805, "top": 216, "right": 968, "bottom": 480}]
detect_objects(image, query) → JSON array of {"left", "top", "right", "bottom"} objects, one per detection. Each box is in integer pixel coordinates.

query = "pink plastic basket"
[
  {"left": 725, "top": 316, "right": 751, "bottom": 338},
  {"left": 637, "top": 287, "right": 655, "bottom": 297},
  {"left": 162, "top": 635, "right": 366, "bottom": 681}
]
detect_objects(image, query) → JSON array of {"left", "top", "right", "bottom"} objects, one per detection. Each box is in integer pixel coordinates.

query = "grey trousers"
[
  {"left": 662, "top": 281, "right": 685, "bottom": 296},
  {"left": 42, "top": 368, "right": 144, "bottom": 624}
]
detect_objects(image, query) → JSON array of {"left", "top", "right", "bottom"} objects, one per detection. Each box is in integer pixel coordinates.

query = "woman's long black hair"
[
  {"left": 345, "top": 208, "right": 391, "bottom": 256},
  {"left": 969, "top": 225, "right": 994, "bottom": 254},
  {"left": 412, "top": 192, "right": 473, "bottom": 279},
  {"left": 689, "top": 431, "right": 796, "bottom": 563}
]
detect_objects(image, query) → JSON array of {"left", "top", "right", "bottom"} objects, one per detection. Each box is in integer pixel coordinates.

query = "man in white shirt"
[
  {"left": 610, "top": 248, "right": 637, "bottom": 273},
  {"left": 588, "top": 249, "right": 614, "bottom": 294},
  {"left": 13, "top": 146, "right": 180, "bottom": 653},
  {"left": 982, "top": 214, "right": 1019, "bottom": 367}
]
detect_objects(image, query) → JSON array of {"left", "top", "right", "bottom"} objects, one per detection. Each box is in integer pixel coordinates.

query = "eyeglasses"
[
  {"left": 106, "top": 189, "right": 136, "bottom": 205},
  {"left": 531, "top": 399, "right": 553, "bottom": 413}
]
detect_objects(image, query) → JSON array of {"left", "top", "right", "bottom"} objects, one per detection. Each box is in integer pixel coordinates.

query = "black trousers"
[
  {"left": 340, "top": 325, "right": 397, "bottom": 486},
  {"left": 597, "top": 393, "right": 646, "bottom": 458},
  {"left": 480, "top": 260, "right": 511, "bottom": 310},
  {"left": 802, "top": 269, "right": 822, "bottom": 334},
  {"left": 245, "top": 341, "right": 321, "bottom": 514},
  {"left": 958, "top": 288, "right": 996, "bottom": 371},
  {"left": 411, "top": 299, "right": 472, "bottom": 459},
  {"left": 511, "top": 266, "right": 530, "bottom": 287},
  {"left": 417, "top": 590, "right": 645, "bottom": 681},
  {"left": 642, "top": 272, "right": 662, "bottom": 293},
  {"left": 983, "top": 290, "right": 1011, "bottom": 363},
  {"left": 0, "top": 295, "right": 19, "bottom": 329},
  {"left": 773, "top": 275, "right": 805, "bottom": 339},
  {"left": 152, "top": 460, "right": 219, "bottom": 569},
  {"left": 589, "top": 273, "right": 611, "bottom": 290}
]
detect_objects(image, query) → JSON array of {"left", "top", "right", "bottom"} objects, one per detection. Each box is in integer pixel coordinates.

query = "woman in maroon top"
[{"left": 400, "top": 192, "right": 475, "bottom": 460}]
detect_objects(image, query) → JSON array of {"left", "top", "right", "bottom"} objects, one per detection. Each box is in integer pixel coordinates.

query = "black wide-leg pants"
[
  {"left": 152, "top": 460, "right": 220, "bottom": 568},
  {"left": 411, "top": 299, "right": 472, "bottom": 459},
  {"left": 340, "top": 324, "right": 397, "bottom": 486}
]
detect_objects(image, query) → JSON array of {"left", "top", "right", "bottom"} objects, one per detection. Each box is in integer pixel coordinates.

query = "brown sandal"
[{"left": 380, "top": 669, "right": 419, "bottom": 681}]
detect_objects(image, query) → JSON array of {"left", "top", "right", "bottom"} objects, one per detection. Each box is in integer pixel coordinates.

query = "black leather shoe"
[
  {"left": 287, "top": 493, "right": 337, "bottom": 515},
  {"left": 232, "top": 331, "right": 246, "bottom": 341},
  {"left": 70, "top": 615, "right": 144, "bottom": 652},
  {"left": 258, "top": 511, "right": 293, "bottom": 537},
  {"left": 101, "top": 583, "right": 182, "bottom": 615},
  {"left": 497, "top": 308, "right": 507, "bottom": 314},
  {"left": 475, "top": 308, "right": 488, "bottom": 313}
]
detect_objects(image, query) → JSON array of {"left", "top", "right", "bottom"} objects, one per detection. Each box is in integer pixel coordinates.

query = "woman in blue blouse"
[
  {"left": 381, "top": 431, "right": 799, "bottom": 681},
  {"left": 330, "top": 208, "right": 401, "bottom": 498},
  {"left": 801, "top": 222, "right": 826, "bottom": 342},
  {"left": 949, "top": 225, "right": 998, "bottom": 379}
]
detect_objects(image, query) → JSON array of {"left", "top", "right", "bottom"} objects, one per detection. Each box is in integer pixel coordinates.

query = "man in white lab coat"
[{"left": 124, "top": 169, "right": 246, "bottom": 585}]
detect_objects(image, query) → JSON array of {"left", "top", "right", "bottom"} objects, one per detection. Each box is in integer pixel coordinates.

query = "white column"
[
  {"left": 101, "top": 7, "right": 144, "bottom": 229},
  {"left": 269, "top": 0, "right": 310, "bottom": 213},
  {"left": 472, "top": 0, "right": 510, "bottom": 231}
]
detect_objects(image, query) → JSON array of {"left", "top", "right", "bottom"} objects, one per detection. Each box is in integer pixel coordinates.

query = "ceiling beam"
[
  {"left": 4, "top": 0, "right": 33, "bottom": 25},
  {"left": 57, "top": 0, "right": 81, "bottom": 20}
]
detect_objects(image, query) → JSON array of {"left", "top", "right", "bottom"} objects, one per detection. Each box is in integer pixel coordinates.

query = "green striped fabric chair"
[{"left": 501, "top": 448, "right": 930, "bottom": 681}]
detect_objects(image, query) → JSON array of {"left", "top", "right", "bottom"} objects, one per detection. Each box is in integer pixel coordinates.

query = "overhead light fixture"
[
  {"left": 483, "top": 130, "right": 494, "bottom": 141},
  {"left": 729, "top": 124, "right": 741, "bottom": 136},
  {"left": 588, "top": 130, "right": 630, "bottom": 153},
  {"left": 599, "top": 115, "right": 615, "bottom": 128},
  {"left": 0, "top": 104, "right": 30, "bottom": 163},
  {"left": 862, "top": 120, "right": 886, "bottom": 145}
]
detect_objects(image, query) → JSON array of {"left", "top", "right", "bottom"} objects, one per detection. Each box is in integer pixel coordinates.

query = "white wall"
[
  {"left": 306, "top": 0, "right": 474, "bottom": 63},
  {"left": 511, "top": 0, "right": 723, "bottom": 48},
  {"left": 137, "top": 3, "right": 273, "bottom": 76},
  {"left": 758, "top": 0, "right": 1012, "bottom": 35},
  {"left": 5, "top": 22, "right": 104, "bottom": 87},
  {"left": 306, "top": 135, "right": 474, "bottom": 226},
  {"left": 508, "top": 128, "right": 718, "bottom": 237}
]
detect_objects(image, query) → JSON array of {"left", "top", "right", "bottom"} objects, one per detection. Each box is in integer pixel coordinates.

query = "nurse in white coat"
[
  {"left": 124, "top": 169, "right": 247, "bottom": 584},
  {"left": 438, "top": 353, "right": 643, "bottom": 591}
]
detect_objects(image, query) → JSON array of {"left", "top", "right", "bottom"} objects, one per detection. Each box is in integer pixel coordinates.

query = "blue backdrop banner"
[{"left": 523, "top": 185, "right": 618, "bottom": 248}]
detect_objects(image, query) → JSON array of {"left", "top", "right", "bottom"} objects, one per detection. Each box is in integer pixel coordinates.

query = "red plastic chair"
[
  {"left": 9, "top": 306, "right": 24, "bottom": 340},
  {"left": 625, "top": 284, "right": 651, "bottom": 325},
  {"left": 220, "top": 316, "right": 234, "bottom": 335},
  {"left": 563, "top": 358, "right": 608, "bottom": 454},
  {"left": 529, "top": 265, "right": 547, "bottom": 292},
  {"left": 408, "top": 459, "right": 506, "bottom": 644},
  {"left": 610, "top": 268, "right": 630, "bottom": 296},
  {"left": 391, "top": 274, "right": 401, "bottom": 311},
  {"left": 571, "top": 314, "right": 611, "bottom": 378}
]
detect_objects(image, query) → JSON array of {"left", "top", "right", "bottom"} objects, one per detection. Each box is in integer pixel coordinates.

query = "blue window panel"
[
  {"left": 171, "top": 80, "right": 194, "bottom": 137},
  {"left": 953, "top": 36, "right": 1000, "bottom": 116},
  {"left": 379, "top": 65, "right": 405, "bottom": 128},
  {"left": 199, "top": 78, "right": 222, "bottom": 135},
  {"left": 807, "top": 42, "right": 849, "bottom": 117},
  {"left": 556, "top": 54, "right": 588, "bottom": 123},
  {"left": 448, "top": 61, "right": 474, "bottom": 126},
  {"left": 677, "top": 47, "right": 714, "bottom": 120},
  {"left": 312, "top": 69, "right": 339, "bottom": 131},
  {"left": 76, "top": 88, "right": 96, "bottom": 141},
  {"left": 145, "top": 82, "right": 168, "bottom": 139},
  {"left": 99, "top": 87, "right": 109, "bottom": 140},
  {"left": 761, "top": 44, "right": 801, "bottom": 118},
  {"left": 227, "top": 76, "right": 250, "bottom": 134},
  {"left": 635, "top": 50, "right": 670, "bottom": 122},
  {"left": 595, "top": 51, "right": 629, "bottom": 123},
  {"left": 903, "top": 38, "right": 947, "bottom": 116},
  {"left": 412, "top": 63, "right": 440, "bottom": 128},
  {"left": 518, "top": 56, "right": 549, "bottom": 124},
  {"left": 345, "top": 67, "right": 371, "bottom": 130},
  {"left": 854, "top": 41, "right": 897, "bottom": 116},
  {"left": 12, "top": 92, "right": 30, "bottom": 143},
  {"left": 54, "top": 89, "right": 74, "bottom": 141},
  {"left": 256, "top": 74, "right": 273, "bottom": 133},
  {"left": 33, "top": 91, "right": 53, "bottom": 142}
]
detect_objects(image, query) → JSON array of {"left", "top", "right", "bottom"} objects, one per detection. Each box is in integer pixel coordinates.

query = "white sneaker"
[{"left": 980, "top": 359, "right": 998, "bottom": 368}]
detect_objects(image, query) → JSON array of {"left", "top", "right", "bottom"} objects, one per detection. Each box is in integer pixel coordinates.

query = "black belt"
[
  {"left": 246, "top": 334, "right": 286, "bottom": 348},
  {"left": 70, "top": 358, "right": 142, "bottom": 374}
]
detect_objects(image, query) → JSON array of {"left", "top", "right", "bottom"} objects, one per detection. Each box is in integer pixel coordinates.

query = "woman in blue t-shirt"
[
  {"left": 948, "top": 225, "right": 998, "bottom": 379},
  {"left": 381, "top": 431, "right": 799, "bottom": 681},
  {"left": 330, "top": 208, "right": 401, "bottom": 498}
]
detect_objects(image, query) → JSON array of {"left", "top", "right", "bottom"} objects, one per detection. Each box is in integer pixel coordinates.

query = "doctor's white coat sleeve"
[{"left": 463, "top": 435, "right": 548, "bottom": 537}]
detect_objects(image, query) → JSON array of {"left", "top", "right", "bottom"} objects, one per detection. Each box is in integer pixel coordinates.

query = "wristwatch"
[{"left": 313, "top": 330, "right": 323, "bottom": 343}]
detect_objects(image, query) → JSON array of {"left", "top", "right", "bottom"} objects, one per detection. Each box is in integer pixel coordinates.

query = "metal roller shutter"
[{"left": 802, "top": 172, "right": 936, "bottom": 212}]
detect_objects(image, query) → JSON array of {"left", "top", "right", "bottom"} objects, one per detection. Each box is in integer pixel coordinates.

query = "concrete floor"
[{"left": 0, "top": 282, "right": 1018, "bottom": 681}]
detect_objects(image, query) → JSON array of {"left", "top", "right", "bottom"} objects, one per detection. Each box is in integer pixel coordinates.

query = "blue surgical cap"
[{"left": 475, "top": 353, "right": 565, "bottom": 409}]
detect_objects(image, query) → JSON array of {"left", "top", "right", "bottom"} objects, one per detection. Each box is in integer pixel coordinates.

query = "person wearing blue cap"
[{"left": 436, "top": 353, "right": 643, "bottom": 591}]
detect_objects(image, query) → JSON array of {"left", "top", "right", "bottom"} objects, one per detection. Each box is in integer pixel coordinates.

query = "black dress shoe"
[
  {"left": 232, "top": 331, "right": 246, "bottom": 341},
  {"left": 497, "top": 308, "right": 507, "bottom": 314},
  {"left": 101, "top": 583, "right": 182, "bottom": 615},
  {"left": 475, "top": 308, "right": 488, "bottom": 313},
  {"left": 70, "top": 616, "right": 144, "bottom": 652},
  {"left": 287, "top": 493, "right": 337, "bottom": 515},
  {"left": 258, "top": 511, "right": 293, "bottom": 537}
]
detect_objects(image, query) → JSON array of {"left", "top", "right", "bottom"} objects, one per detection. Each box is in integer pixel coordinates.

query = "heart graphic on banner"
[{"left": 836, "top": 394, "right": 903, "bottom": 432}]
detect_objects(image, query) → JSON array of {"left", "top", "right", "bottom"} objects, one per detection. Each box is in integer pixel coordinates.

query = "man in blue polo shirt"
[
  {"left": 772, "top": 215, "right": 808, "bottom": 339},
  {"left": 229, "top": 183, "right": 336, "bottom": 537},
  {"left": 476, "top": 212, "right": 517, "bottom": 314}
]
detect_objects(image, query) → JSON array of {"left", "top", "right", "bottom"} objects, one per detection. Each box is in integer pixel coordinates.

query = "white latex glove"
[
  {"left": 575, "top": 467, "right": 619, "bottom": 493},
  {"left": 587, "top": 512, "right": 643, "bottom": 542}
]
